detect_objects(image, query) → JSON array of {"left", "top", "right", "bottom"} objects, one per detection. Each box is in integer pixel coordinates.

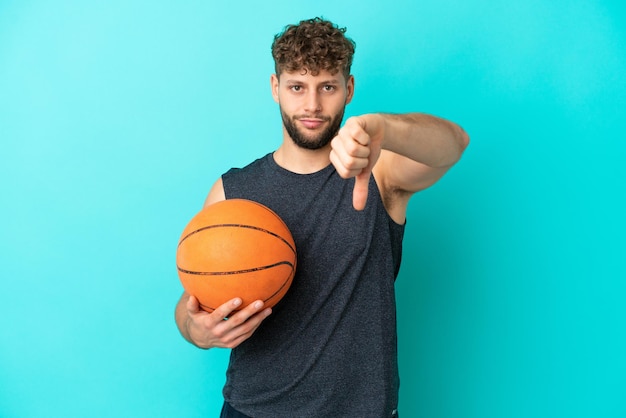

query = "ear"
[
  {"left": 345, "top": 75, "right": 355, "bottom": 105},
  {"left": 270, "top": 74, "right": 280, "bottom": 103}
]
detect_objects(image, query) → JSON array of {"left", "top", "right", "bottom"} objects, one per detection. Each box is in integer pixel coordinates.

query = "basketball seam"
[
  {"left": 191, "top": 266, "right": 295, "bottom": 312},
  {"left": 177, "top": 260, "right": 294, "bottom": 276},
  {"left": 178, "top": 224, "right": 296, "bottom": 255}
]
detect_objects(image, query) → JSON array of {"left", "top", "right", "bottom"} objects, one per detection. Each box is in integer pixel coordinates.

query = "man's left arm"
[{"left": 330, "top": 112, "right": 469, "bottom": 215}]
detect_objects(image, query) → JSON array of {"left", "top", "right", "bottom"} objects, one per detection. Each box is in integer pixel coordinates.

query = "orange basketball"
[{"left": 176, "top": 199, "right": 296, "bottom": 312}]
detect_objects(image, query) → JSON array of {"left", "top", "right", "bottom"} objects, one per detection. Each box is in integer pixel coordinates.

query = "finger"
[
  {"left": 236, "top": 307, "right": 272, "bottom": 332},
  {"left": 211, "top": 297, "right": 243, "bottom": 322},
  {"left": 351, "top": 126, "right": 370, "bottom": 147},
  {"left": 335, "top": 134, "right": 371, "bottom": 160},
  {"left": 330, "top": 135, "right": 370, "bottom": 179},
  {"left": 231, "top": 308, "right": 272, "bottom": 340},
  {"left": 342, "top": 116, "right": 370, "bottom": 145},
  {"left": 221, "top": 308, "right": 272, "bottom": 349},
  {"left": 225, "top": 300, "right": 267, "bottom": 327},
  {"left": 352, "top": 169, "right": 371, "bottom": 211},
  {"left": 329, "top": 149, "right": 363, "bottom": 179},
  {"left": 214, "top": 302, "right": 271, "bottom": 347}
]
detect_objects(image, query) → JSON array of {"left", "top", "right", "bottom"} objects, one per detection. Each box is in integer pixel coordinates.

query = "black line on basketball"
[
  {"left": 198, "top": 272, "right": 293, "bottom": 312},
  {"left": 177, "top": 260, "right": 295, "bottom": 276},
  {"left": 178, "top": 223, "right": 296, "bottom": 254}
]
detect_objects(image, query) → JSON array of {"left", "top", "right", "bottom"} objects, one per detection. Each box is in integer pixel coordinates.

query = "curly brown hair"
[{"left": 271, "top": 17, "right": 356, "bottom": 79}]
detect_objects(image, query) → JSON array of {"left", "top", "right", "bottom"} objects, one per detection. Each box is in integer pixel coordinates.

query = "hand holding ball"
[{"left": 176, "top": 199, "right": 296, "bottom": 312}]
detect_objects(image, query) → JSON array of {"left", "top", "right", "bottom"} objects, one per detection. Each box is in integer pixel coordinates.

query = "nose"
[{"left": 304, "top": 90, "right": 321, "bottom": 113}]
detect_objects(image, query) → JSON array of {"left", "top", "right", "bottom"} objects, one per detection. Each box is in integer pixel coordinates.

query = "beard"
[{"left": 280, "top": 107, "right": 345, "bottom": 150}]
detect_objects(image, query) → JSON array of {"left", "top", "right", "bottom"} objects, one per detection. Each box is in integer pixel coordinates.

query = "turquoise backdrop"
[{"left": 1, "top": 1, "right": 624, "bottom": 417}]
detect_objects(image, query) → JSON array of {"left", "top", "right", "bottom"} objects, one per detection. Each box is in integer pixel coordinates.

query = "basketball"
[{"left": 176, "top": 199, "right": 297, "bottom": 312}]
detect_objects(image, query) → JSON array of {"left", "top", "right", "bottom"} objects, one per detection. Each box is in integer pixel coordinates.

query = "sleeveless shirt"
[{"left": 221, "top": 153, "right": 405, "bottom": 417}]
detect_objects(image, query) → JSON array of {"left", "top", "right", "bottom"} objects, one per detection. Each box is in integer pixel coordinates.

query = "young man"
[{"left": 175, "top": 17, "right": 469, "bottom": 417}]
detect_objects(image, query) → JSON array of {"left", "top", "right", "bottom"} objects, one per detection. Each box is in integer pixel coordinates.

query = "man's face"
[{"left": 271, "top": 69, "right": 354, "bottom": 150}]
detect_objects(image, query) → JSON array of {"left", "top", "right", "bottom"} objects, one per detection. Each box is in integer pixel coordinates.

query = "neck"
[{"left": 273, "top": 140, "right": 331, "bottom": 174}]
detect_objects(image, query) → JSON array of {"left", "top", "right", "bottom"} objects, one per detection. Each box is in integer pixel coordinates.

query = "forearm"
[
  {"left": 377, "top": 113, "right": 469, "bottom": 168},
  {"left": 175, "top": 292, "right": 196, "bottom": 345}
]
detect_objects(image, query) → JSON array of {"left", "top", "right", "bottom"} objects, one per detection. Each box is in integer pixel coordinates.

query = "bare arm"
[
  {"left": 330, "top": 112, "right": 469, "bottom": 221},
  {"left": 174, "top": 178, "right": 272, "bottom": 349}
]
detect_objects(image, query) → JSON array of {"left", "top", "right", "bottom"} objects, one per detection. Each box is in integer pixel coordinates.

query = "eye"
[
  {"left": 290, "top": 85, "right": 302, "bottom": 92},
  {"left": 322, "top": 85, "right": 336, "bottom": 92}
]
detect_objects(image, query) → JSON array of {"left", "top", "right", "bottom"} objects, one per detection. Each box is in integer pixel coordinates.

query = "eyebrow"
[{"left": 284, "top": 79, "right": 341, "bottom": 85}]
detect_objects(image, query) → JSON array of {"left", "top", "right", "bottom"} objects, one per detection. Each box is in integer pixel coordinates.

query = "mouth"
[{"left": 297, "top": 117, "right": 328, "bottom": 130}]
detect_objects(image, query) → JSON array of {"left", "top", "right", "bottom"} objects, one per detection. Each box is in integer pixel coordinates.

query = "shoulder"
[
  {"left": 203, "top": 178, "right": 225, "bottom": 207},
  {"left": 204, "top": 152, "right": 269, "bottom": 207},
  {"left": 222, "top": 154, "right": 271, "bottom": 181}
]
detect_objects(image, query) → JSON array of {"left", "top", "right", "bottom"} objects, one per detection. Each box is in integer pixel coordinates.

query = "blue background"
[{"left": 1, "top": 1, "right": 625, "bottom": 417}]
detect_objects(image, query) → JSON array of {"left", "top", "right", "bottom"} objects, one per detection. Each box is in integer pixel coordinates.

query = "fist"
[{"left": 330, "top": 115, "right": 384, "bottom": 210}]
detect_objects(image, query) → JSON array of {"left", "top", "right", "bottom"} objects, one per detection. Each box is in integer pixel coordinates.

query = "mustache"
[{"left": 294, "top": 114, "right": 331, "bottom": 121}]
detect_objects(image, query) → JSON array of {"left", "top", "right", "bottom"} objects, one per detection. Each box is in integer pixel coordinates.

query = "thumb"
[
  {"left": 352, "top": 169, "right": 371, "bottom": 211},
  {"left": 186, "top": 294, "right": 201, "bottom": 314}
]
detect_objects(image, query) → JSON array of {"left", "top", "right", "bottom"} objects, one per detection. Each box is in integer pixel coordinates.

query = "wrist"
[{"left": 369, "top": 113, "right": 386, "bottom": 148}]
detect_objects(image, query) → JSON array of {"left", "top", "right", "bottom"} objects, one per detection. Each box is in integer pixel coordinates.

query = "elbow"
[
  {"left": 458, "top": 126, "right": 470, "bottom": 152},
  {"left": 449, "top": 125, "right": 469, "bottom": 165}
]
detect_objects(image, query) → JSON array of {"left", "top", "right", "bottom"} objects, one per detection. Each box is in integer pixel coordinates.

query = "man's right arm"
[{"left": 174, "top": 178, "right": 272, "bottom": 349}]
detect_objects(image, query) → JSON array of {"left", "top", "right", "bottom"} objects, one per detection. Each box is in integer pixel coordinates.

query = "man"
[{"left": 175, "top": 17, "right": 469, "bottom": 417}]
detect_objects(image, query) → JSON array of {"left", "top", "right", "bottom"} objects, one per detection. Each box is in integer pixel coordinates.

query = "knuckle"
[
  {"left": 221, "top": 335, "right": 237, "bottom": 349},
  {"left": 345, "top": 138, "right": 360, "bottom": 152},
  {"left": 225, "top": 336, "right": 245, "bottom": 349},
  {"left": 335, "top": 167, "right": 351, "bottom": 179},
  {"left": 212, "top": 308, "right": 228, "bottom": 320},
  {"left": 212, "top": 327, "right": 226, "bottom": 339},
  {"left": 344, "top": 159, "right": 361, "bottom": 170}
]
